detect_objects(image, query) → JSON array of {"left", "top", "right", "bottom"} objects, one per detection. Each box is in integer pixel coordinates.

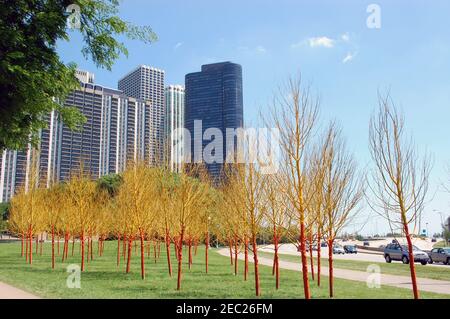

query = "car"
[
  {"left": 383, "top": 243, "right": 429, "bottom": 265},
  {"left": 320, "top": 242, "right": 328, "bottom": 248},
  {"left": 428, "top": 247, "right": 450, "bottom": 265},
  {"left": 344, "top": 245, "right": 357, "bottom": 254},
  {"left": 333, "top": 245, "right": 345, "bottom": 254},
  {"left": 363, "top": 241, "right": 370, "bottom": 246}
]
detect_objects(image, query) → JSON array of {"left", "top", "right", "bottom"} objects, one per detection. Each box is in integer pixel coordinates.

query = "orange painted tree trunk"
[
  {"left": 405, "top": 227, "right": 420, "bottom": 299},
  {"left": 328, "top": 239, "right": 334, "bottom": 298},
  {"left": 300, "top": 222, "right": 311, "bottom": 299},
  {"left": 234, "top": 237, "right": 238, "bottom": 276},
  {"left": 244, "top": 238, "right": 249, "bottom": 281},
  {"left": 126, "top": 237, "right": 132, "bottom": 273},
  {"left": 252, "top": 234, "right": 260, "bottom": 296},
  {"left": 166, "top": 232, "right": 172, "bottom": 276},
  {"left": 176, "top": 229, "right": 184, "bottom": 290},
  {"left": 205, "top": 231, "right": 209, "bottom": 274},
  {"left": 274, "top": 234, "right": 279, "bottom": 289},
  {"left": 140, "top": 231, "right": 145, "bottom": 280},
  {"left": 317, "top": 231, "right": 321, "bottom": 286},
  {"left": 80, "top": 232, "right": 85, "bottom": 271},
  {"left": 51, "top": 226, "right": 55, "bottom": 269},
  {"left": 117, "top": 234, "right": 121, "bottom": 266}
]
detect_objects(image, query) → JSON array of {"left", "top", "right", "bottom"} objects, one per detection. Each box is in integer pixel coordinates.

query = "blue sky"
[{"left": 57, "top": 0, "right": 450, "bottom": 235}]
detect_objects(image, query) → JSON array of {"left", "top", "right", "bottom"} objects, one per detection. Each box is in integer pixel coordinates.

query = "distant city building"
[
  {"left": 118, "top": 65, "right": 165, "bottom": 164},
  {"left": 165, "top": 85, "right": 185, "bottom": 173},
  {"left": 185, "top": 61, "right": 244, "bottom": 182},
  {"left": 0, "top": 74, "right": 161, "bottom": 203},
  {"left": 75, "top": 70, "right": 95, "bottom": 84}
]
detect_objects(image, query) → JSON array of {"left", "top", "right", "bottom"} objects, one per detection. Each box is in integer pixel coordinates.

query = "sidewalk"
[
  {"left": 0, "top": 282, "right": 40, "bottom": 299},
  {"left": 218, "top": 249, "right": 450, "bottom": 295}
]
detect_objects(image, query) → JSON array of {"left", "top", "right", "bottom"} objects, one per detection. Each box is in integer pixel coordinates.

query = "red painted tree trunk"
[
  {"left": 244, "top": 238, "right": 249, "bottom": 281},
  {"left": 234, "top": 237, "right": 238, "bottom": 276},
  {"left": 90, "top": 236, "right": 94, "bottom": 261},
  {"left": 166, "top": 233, "right": 173, "bottom": 277},
  {"left": 117, "top": 234, "right": 121, "bottom": 267},
  {"left": 229, "top": 238, "right": 233, "bottom": 265},
  {"left": 28, "top": 229, "right": 33, "bottom": 265},
  {"left": 328, "top": 239, "right": 334, "bottom": 298},
  {"left": 205, "top": 231, "right": 209, "bottom": 274},
  {"left": 309, "top": 234, "right": 315, "bottom": 281},
  {"left": 39, "top": 234, "right": 43, "bottom": 256},
  {"left": 405, "top": 228, "right": 420, "bottom": 299},
  {"left": 80, "top": 232, "right": 85, "bottom": 271},
  {"left": 140, "top": 232, "right": 145, "bottom": 280},
  {"left": 252, "top": 234, "right": 260, "bottom": 296},
  {"left": 274, "top": 234, "right": 279, "bottom": 289},
  {"left": 126, "top": 237, "right": 132, "bottom": 273},
  {"left": 51, "top": 226, "right": 55, "bottom": 269},
  {"left": 299, "top": 222, "right": 311, "bottom": 299},
  {"left": 25, "top": 232, "right": 29, "bottom": 262},
  {"left": 317, "top": 231, "right": 321, "bottom": 287},
  {"left": 176, "top": 229, "right": 184, "bottom": 290},
  {"left": 188, "top": 240, "right": 192, "bottom": 270}
]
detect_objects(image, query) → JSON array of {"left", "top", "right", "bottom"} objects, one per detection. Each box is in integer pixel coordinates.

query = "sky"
[{"left": 57, "top": 0, "right": 450, "bottom": 236}]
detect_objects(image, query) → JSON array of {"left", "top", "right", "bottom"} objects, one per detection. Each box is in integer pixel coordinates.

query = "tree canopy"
[{"left": 0, "top": 0, "right": 157, "bottom": 151}]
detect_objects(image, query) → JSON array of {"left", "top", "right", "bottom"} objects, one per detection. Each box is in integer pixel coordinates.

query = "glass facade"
[{"left": 185, "top": 62, "right": 243, "bottom": 182}]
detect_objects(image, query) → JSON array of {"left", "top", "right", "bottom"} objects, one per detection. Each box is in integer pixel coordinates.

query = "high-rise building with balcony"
[
  {"left": 0, "top": 70, "right": 161, "bottom": 203},
  {"left": 165, "top": 85, "right": 185, "bottom": 173},
  {"left": 118, "top": 65, "right": 165, "bottom": 164},
  {"left": 185, "top": 62, "right": 244, "bottom": 182}
]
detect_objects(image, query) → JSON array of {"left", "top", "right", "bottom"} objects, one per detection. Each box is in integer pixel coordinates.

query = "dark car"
[
  {"left": 428, "top": 247, "right": 450, "bottom": 265},
  {"left": 383, "top": 243, "right": 429, "bottom": 265},
  {"left": 344, "top": 245, "right": 357, "bottom": 254},
  {"left": 363, "top": 241, "right": 370, "bottom": 246}
]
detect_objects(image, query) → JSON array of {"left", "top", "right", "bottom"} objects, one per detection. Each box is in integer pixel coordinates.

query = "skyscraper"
[
  {"left": 185, "top": 61, "right": 243, "bottom": 181},
  {"left": 0, "top": 71, "right": 160, "bottom": 203},
  {"left": 165, "top": 85, "right": 185, "bottom": 173},
  {"left": 118, "top": 65, "right": 165, "bottom": 164}
]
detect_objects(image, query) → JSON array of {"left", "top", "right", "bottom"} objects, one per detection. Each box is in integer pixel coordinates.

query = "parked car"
[
  {"left": 344, "top": 245, "right": 357, "bottom": 254},
  {"left": 383, "top": 243, "right": 429, "bottom": 265},
  {"left": 428, "top": 247, "right": 450, "bottom": 265},
  {"left": 333, "top": 245, "right": 345, "bottom": 254},
  {"left": 363, "top": 241, "right": 370, "bottom": 246},
  {"left": 321, "top": 242, "right": 328, "bottom": 248}
]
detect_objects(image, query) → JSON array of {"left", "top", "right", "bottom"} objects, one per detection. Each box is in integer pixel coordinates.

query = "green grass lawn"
[
  {"left": 259, "top": 251, "right": 450, "bottom": 282},
  {"left": 0, "top": 241, "right": 448, "bottom": 299}
]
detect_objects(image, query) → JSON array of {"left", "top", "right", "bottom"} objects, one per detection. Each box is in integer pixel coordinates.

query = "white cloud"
[
  {"left": 308, "top": 36, "right": 335, "bottom": 48},
  {"left": 341, "top": 33, "right": 350, "bottom": 42},
  {"left": 174, "top": 42, "right": 183, "bottom": 50},
  {"left": 255, "top": 45, "right": 267, "bottom": 54},
  {"left": 238, "top": 45, "right": 267, "bottom": 55},
  {"left": 342, "top": 51, "right": 357, "bottom": 64}
]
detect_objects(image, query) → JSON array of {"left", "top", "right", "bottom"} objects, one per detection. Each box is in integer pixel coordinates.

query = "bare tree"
[
  {"left": 321, "top": 122, "right": 363, "bottom": 298},
  {"left": 267, "top": 77, "right": 319, "bottom": 299},
  {"left": 367, "top": 94, "right": 431, "bottom": 299}
]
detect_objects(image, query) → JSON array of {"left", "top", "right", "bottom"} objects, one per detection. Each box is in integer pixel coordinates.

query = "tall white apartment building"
[
  {"left": 165, "top": 85, "right": 185, "bottom": 173},
  {"left": 118, "top": 65, "right": 165, "bottom": 164}
]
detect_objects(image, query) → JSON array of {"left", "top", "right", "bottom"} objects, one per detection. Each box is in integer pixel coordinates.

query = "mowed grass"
[
  {"left": 258, "top": 251, "right": 450, "bottom": 282},
  {"left": 0, "top": 241, "right": 448, "bottom": 299}
]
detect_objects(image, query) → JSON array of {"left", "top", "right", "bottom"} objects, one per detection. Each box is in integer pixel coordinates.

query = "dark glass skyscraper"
[{"left": 185, "top": 62, "right": 243, "bottom": 181}]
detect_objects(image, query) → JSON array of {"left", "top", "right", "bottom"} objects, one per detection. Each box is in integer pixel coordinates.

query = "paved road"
[
  {"left": 0, "top": 282, "right": 39, "bottom": 299},
  {"left": 259, "top": 244, "right": 450, "bottom": 268},
  {"left": 218, "top": 249, "right": 450, "bottom": 295}
]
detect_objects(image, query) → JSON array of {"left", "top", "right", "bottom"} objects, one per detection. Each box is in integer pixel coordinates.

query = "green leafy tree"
[
  {"left": 0, "top": 0, "right": 157, "bottom": 151},
  {"left": 97, "top": 173, "right": 123, "bottom": 197}
]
